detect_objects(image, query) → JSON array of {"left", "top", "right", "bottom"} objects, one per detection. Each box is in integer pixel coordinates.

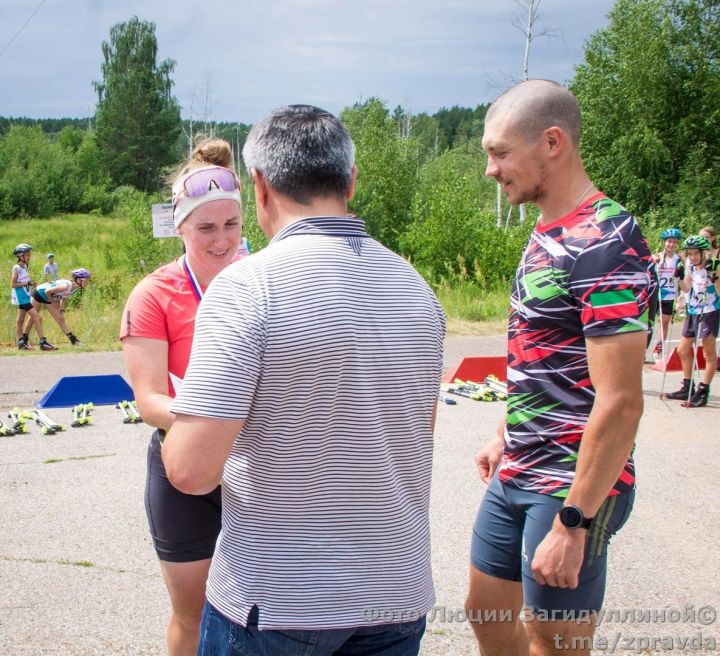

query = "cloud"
[{"left": 0, "top": 0, "right": 615, "bottom": 122}]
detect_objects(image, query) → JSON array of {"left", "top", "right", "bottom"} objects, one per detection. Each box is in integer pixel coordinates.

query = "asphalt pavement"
[{"left": 0, "top": 339, "right": 718, "bottom": 655}]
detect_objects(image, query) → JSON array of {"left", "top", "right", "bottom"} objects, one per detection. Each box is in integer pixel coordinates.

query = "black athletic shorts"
[
  {"left": 31, "top": 290, "right": 51, "bottom": 304},
  {"left": 660, "top": 300, "right": 675, "bottom": 316},
  {"left": 145, "top": 430, "right": 222, "bottom": 562},
  {"left": 17, "top": 302, "right": 33, "bottom": 311},
  {"left": 682, "top": 310, "right": 720, "bottom": 340}
]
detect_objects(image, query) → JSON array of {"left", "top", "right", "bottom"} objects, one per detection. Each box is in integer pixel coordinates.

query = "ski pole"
[
  {"left": 683, "top": 303, "right": 705, "bottom": 408},
  {"left": 684, "top": 318, "right": 703, "bottom": 407},
  {"left": 657, "top": 289, "right": 665, "bottom": 361},
  {"left": 659, "top": 307, "right": 676, "bottom": 399}
]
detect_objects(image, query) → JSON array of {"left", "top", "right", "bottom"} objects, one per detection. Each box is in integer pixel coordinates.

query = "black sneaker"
[
  {"left": 39, "top": 337, "right": 57, "bottom": 351},
  {"left": 685, "top": 384, "right": 710, "bottom": 408},
  {"left": 665, "top": 379, "right": 695, "bottom": 400},
  {"left": 17, "top": 338, "right": 31, "bottom": 350},
  {"left": 67, "top": 333, "right": 82, "bottom": 345}
]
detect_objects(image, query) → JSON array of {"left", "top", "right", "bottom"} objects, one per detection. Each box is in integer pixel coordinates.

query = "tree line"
[{"left": 2, "top": 1, "right": 718, "bottom": 287}]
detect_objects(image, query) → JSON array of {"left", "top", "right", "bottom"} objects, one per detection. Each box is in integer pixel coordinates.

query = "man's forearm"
[{"left": 162, "top": 414, "right": 244, "bottom": 495}]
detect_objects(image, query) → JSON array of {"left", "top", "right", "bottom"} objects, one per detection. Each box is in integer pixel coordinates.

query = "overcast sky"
[{"left": 0, "top": 0, "right": 616, "bottom": 124}]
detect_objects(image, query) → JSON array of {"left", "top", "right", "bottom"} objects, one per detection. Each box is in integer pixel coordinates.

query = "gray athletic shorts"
[
  {"left": 682, "top": 310, "right": 719, "bottom": 339},
  {"left": 471, "top": 473, "right": 634, "bottom": 613}
]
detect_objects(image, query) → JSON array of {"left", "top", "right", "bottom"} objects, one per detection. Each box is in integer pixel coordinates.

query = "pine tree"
[{"left": 94, "top": 16, "right": 180, "bottom": 191}]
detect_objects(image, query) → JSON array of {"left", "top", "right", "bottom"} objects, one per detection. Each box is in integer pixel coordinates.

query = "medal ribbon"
[{"left": 182, "top": 256, "right": 203, "bottom": 303}]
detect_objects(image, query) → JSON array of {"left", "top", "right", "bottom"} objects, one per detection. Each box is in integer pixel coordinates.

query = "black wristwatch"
[{"left": 558, "top": 505, "right": 593, "bottom": 529}]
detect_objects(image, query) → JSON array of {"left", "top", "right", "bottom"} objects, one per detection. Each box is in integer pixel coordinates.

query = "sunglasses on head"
[{"left": 173, "top": 166, "right": 240, "bottom": 202}]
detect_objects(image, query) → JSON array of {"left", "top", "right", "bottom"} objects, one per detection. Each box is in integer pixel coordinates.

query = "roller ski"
[
  {"left": 32, "top": 409, "right": 66, "bottom": 434},
  {"left": 8, "top": 407, "right": 32, "bottom": 434},
  {"left": 483, "top": 375, "right": 508, "bottom": 401},
  {"left": 0, "top": 420, "right": 18, "bottom": 437},
  {"left": 664, "top": 378, "right": 694, "bottom": 401},
  {"left": 117, "top": 400, "right": 143, "bottom": 424},
  {"left": 71, "top": 403, "right": 94, "bottom": 427},
  {"left": 67, "top": 332, "right": 82, "bottom": 346},
  {"left": 39, "top": 337, "right": 57, "bottom": 351},
  {"left": 442, "top": 380, "right": 493, "bottom": 401},
  {"left": 17, "top": 336, "right": 32, "bottom": 350},
  {"left": 128, "top": 401, "right": 142, "bottom": 422}
]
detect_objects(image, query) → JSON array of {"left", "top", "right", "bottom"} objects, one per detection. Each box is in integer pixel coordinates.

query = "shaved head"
[{"left": 485, "top": 79, "right": 581, "bottom": 146}]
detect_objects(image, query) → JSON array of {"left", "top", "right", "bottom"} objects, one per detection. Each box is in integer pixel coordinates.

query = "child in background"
[
  {"left": 10, "top": 244, "right": 56, "bottom": 351},
  {"left": 235, "top": 236, "right": 252, "bottom": 259},
  {"left": 44, "top": 254, "right": 59, "bottom": 282},
  {"left": 665, "top": 235, "right": 719, "bottom": 407},
  {"left": 652, "top": 228, "right": 685, "bottom": 359},
  {"left": 699, "top": 226, "right": 718, "bottom": 262}
]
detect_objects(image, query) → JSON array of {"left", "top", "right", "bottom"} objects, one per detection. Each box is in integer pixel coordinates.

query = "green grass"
[
  {"left": 43, "top": 453, "right": 116, "bottom": 464},
  {"left": 1, "top": 213, "right": 509, "bottom": 355},
  {"left": 1, "top": 213, "right": 164, "bottom": 353},
  {"left": 434, "top": 279, "right": 509, "bottom": 335}
]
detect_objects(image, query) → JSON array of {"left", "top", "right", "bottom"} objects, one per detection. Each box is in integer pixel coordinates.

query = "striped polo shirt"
[{"left": 172, "top": 215, "right": 446, "bottom": 631}]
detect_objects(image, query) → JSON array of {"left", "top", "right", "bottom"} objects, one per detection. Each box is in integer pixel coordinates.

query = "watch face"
[{"left": 559, "top": 505, "right": 582, "bottom": 528}]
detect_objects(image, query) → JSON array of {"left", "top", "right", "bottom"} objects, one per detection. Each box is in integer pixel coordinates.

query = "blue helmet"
[
  {"left": 71, "top": 268, "right": 92, "bottom": 280},
  {"left": 660, "top": 228, "right": 682, "bottom": 240}
]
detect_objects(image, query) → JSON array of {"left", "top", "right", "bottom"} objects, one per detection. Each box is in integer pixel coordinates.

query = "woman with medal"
[{"left": 120, "top": 139, "right": 242, "bottom": 656}]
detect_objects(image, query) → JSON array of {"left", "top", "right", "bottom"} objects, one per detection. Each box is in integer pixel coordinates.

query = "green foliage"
[
  {"left": 433, "top": 105, "right": 489, "bottom": 148},
  {"left": 0, "top": 116, "right": 91, "bottom": 137},
  {"left": 433, "top": 278, "right": 509, "bottom": 331},
  {"left": 401, "top": 141, "right": 533, "bottom": 286},
  {"left": 112, "top": 186, "right": 181, "bottom": 274},
  {"left": 0, "top": 214, "right": 142, "bottom": 349},
  {"left": 1, "top": 213, "right": 510, "bottom": 353},
  {"left": 237, "top": 170, "right": 268, "bottom": 254},
  {"left": 94, "top": 16, "right": 181, "bottom": 192},
  {"left": 0, "top": 126, "right": 82, "bottom": 218},
  {"left": 571, "top": 0, "right": 720, "bottom": 217},
  {"left": 0, "top": 126, "right": 115, "bottom": 219},
  {"left": 342, "top": 99, "right": 419, "bottom": 252}
]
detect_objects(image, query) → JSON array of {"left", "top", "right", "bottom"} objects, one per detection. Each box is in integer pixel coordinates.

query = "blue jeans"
[{"left": 198, "top": 602, "right": 426, "bottom": 656}]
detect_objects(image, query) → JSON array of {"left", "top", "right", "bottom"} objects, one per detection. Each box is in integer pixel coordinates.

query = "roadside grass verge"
[{"left": 1, "top": 213, "right": 509, "bottom": 355}]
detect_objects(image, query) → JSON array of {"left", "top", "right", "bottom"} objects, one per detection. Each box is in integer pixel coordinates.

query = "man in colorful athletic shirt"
[{"left": 466, "top": 80, "right": 655, "bottom": 656}]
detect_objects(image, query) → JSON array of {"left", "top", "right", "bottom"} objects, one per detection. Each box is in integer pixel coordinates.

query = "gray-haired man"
[{"left": 162, "top": 105, "right": 446, "bottom": 656}]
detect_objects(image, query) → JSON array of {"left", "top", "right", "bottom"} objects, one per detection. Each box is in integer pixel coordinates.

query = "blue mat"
[{"left": 37, "top": 375, "right": 134, "bottom": 408}]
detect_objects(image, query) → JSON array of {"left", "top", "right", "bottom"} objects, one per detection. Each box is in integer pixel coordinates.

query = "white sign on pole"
[{"left": 152, "top": 204, "right": 178, "bottom": 238}]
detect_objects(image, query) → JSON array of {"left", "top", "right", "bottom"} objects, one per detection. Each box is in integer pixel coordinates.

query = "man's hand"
[
  {"left": 475, "top": 433, "right": 504, "bottom": 484},
  {"left": 531, "top": 519, "right": 587, "bottom": 589}
]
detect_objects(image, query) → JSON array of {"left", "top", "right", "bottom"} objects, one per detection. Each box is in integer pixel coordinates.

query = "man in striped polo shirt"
[
  {"left": 466, "top": 81, "right": 654, "bottom": 655},
  {"left": 163, "top": 105, "right": 446, "bottom": 656}
]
